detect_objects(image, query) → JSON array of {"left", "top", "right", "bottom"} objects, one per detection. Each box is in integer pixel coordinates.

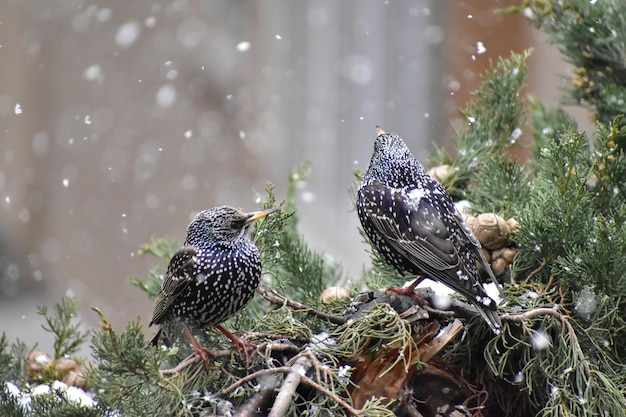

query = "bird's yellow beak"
[
  {"left": 244, "top": 208, "right": 279, "bottom": 226},
  {"left": 376, "top": 126, "right": 386, "bottom": 136}
]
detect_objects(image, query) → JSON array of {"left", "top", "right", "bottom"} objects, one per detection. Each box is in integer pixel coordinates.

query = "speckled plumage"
[
  {"left": 150, "top": 206, "right": 277, "bottom": 344},
  {"left": 357, "top": 128, "right": 502, "bottom": 333}
]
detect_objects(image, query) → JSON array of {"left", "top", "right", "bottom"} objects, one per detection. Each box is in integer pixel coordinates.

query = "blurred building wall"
[{"left": 0, "top": 1, "right": 585, "bottom": 348}]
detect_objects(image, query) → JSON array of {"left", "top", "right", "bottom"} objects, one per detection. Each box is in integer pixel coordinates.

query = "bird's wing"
[
  {"left": 452, "top": 211, "right": 502, "bottom": 292},
  {"left": 359, "top": 180, "right": 467, "bottom": 286},
  {"left": 149, "top": 245, "right": 198, "bottom": 326}
]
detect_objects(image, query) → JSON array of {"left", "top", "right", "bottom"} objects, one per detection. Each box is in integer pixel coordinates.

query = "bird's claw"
[
  {"left": 386, "top": 276, "right": 427, "bottom": 305},
  {"left": 193, "top": 346, "right": 215, "bottom": 370},
  {"left": 231, "top": 339, "right": 256, "bottom": 366},
  {"left": 216, "top": 324, "right": 255, "bottom": 366}
]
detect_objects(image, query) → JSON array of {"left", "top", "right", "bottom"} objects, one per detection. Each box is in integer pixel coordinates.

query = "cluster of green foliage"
[
  {"left": 428, "top": 4, "right": 626, "bottom": 414},
  {"left": 0, "top": 299, "right": 96, "bottom": 417},
  {"left": 510, "top": 0, "right": 626, "bottom": 124}
]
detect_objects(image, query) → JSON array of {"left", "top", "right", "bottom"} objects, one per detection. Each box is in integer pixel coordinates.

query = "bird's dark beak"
[{"left": 244, "top": 208, "right": 279, "bottom": 226}]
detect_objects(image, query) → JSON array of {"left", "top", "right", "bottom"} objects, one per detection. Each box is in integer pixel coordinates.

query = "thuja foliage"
[
  {"left": 425, "top": 6, "right": 626, "bottom": 415},
  {"left": 0, "top": 298, "right": 98, "bottom": 417},
  {"left": 509, "top": 0, "right": 626, "bottom": 124}
]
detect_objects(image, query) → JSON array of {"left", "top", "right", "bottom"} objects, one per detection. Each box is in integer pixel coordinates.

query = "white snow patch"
[
  {"left": 509, "top": 127, "right": 522, "bottom": 144},
  {"left": 416, "top": 278, "right": 454, "bottom": 296},
  {"left": 115, "top": 21, "right": 140, "bottom": 48},
  {"left": 84, "top": 64, "right": 103, "bottom": 82},
  {"left": 236, "top": 41, "right": 251, "bottom": 52},
  {"left": 309, "top": 332, "right": 335, "bottom": 351},
  {"left": 5, "top": 381, "right": 96, "bottom": 410},
  {"left": 531, "top": 329, "right": 551, "bottom": 351},
  {"left": 156, "top": 84, "right": 176, "bottom": 107},
  {"left": 432, "top": 294, "right": 452, "bottom": 310},
  {"left": 407, "top": 188, "right": 425, "bottom": 202}
]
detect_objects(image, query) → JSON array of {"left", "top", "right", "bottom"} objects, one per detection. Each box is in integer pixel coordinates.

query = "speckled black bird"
[
  {"left": 149, "top": 206, "right": 278, "bottom": 365},
  {"left": 357, "top": 127, "right": 502, "bottom": 333}
]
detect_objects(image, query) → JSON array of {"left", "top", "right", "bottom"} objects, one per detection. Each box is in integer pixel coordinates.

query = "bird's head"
[
  {"left": 185, "top": 206, "right": 278, "bottom": 246},
  {"left": 365, "top": 127, "right": 418, "bottom": 179}
]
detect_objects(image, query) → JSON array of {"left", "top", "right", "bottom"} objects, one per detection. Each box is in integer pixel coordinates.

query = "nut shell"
[
  {"left": 501, "top": 247, "right": 518, "bottom": 263},
  {"left": 474, "top": 213, "right": 511, "bottom": 250},
  {"left": 427, "top": 164, "right": 452, "bottom": 183},
  {"left": 26, "top": 351, "right": 53, "bottom": 380},
  {"left": 54, "top": 358, "right": 80, "bottom": 374},
  {"left": 506, "top": 218, "right": 519, "bottom": 236},
  {"left": 462, "top": 214, "right": 478, "bottom": 231},
  {"left": 62, "top": 368, "right": 91, "bottom": 390},
  {"left": 320, "top": 286, "right": 352, "bottom": 303},
  {"left": 491, "top": 257, "right": 509, "bottom": 277}
]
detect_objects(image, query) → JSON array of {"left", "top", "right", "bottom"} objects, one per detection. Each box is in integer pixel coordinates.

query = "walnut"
[
  {"left": 320, "top": 286, "right": 352, "bottom": 303},
  {"left": 473, "top": 213, "right": 511, "bottom": 250},
  {"left": 506, "top": 217, "right": 519, "bottom": 236},
  {"left": 427, "top": 164, "right": 452, "bottom": 184},
  {"left": 62, "top": 368, "right": 91, "bottom": 390},
  {"left": 54, "top": 358, "right": 80, "bottom": 374},
  {"left": 25, "top": 351, "right": 53, "bottom": 381},
  {"left": 491, "top": 257, "right": 510, "bottom": 277}
]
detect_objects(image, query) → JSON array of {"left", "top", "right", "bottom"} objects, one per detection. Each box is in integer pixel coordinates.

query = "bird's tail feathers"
[
  {"left": 475, "top": 303, "right": 502, "bottom": 335},
  {"left": 149, "top": 328, "right": 162, "bottom": 346}
]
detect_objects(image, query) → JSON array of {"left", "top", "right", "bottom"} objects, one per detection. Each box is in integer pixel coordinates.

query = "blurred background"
[{"left": 0, "top": 1, "right": 588, "bottom": 351}]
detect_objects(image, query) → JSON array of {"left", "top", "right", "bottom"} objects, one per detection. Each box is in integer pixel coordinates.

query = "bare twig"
[
  {"left": 522, "top": 259, "right": 548, "bottom": 284},
  {"left": 268, "top": 356, "right": 312, "bottom": 417},
  {"left": 503, "top": 305, "right": 591, "bottom": 377},
  {"left": 254, "top": 341, "right": 303, "bottom": 367},
  {"left": 300, "top": 375, "right": 362, "bottom": 416},
  {"left": 421, "top": 304, "right": 456, "bottom": 318},
  {"left": 258, "top": 285, "right": 347, "bottom": 325},
  {"left": 233, "top": 388, "right": 275, "bottom": 417},
  {"left": 264, "top": 352, "right": 362, "bottom": 416},
  {"left": 221, "top": 366, "right": 292, "bottom": 396},
  {"left": 159, "top": 354, "right": 199, "bottom": 378},
  {"left": 288, "top": 351, "right": 332, "bottom": 387}
]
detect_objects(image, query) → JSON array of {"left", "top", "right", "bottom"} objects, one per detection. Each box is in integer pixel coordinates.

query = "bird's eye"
[{"left": 231, "top": 218, "right": 246, "bottom": 229}]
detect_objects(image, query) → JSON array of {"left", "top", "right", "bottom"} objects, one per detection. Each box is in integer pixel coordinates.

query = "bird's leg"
[
  {"left": 386, "top": 276, "right": 427, "bottom": 305},
  {"left": 183, "top": 324, "right": 215, "bottom": 370},
  {"left": 216, "top": 324, "right": 256, "bottom": 365}
]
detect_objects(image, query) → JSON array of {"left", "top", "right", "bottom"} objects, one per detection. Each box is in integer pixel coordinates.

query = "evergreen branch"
[
  {"left": 444, "top": 50, "right": 530, "bottom": 197},
  {"left": 258, "top": 285, "right": 347, "bottom": 325},
  {"left": 38, "top": 297, "right": 88, "bottom": 360},
  {"left": 503, "top": 305, "right": 591, "bottom": 378},
  {"left": 253, "top": 171, "right": 342, "bottom": 305},
  {"left": 91, "top": 307, "right": 150, "bottom": 378},
  {"left": 517, "top": 0, "right": 626, "bottom": 122}
]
